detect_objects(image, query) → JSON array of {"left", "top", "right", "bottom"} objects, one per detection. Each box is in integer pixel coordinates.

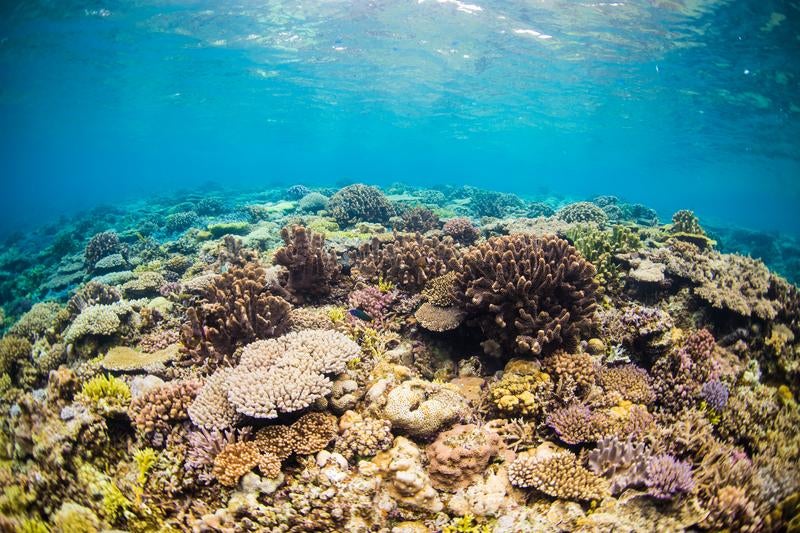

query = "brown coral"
[
  {"left": 273, "top": 225, "right": 341, "bottom": 301},
  {"left": 507, "top": 443, "right": 609, "bottom": 501},
  {"left": 455, "top": 234, "right": 598, "bottom": 357},
  {"left": 354, "top": 233, "right": 461, "bottom": 291},
  {"left": 414, "top": 303, "right": 465, "bottom": 332},
  {"left": 599, "top": 364, "right": 656, "bottom": 405},
  {"left": 130, "top": 378, "right": 202, "bottom": 446},
  {"left": 543, "top": 351, "right": 598, "bottom": 392},
  {"left": 426, "top": 424, "right": 502, "bottom": 491},
  {"left": 335, "top": 417, "right": 393, "bottom": 459},
  {"left": 253, "top": 425, "right": 300, "bottom": 460},
  {"left": 211, "top": 441, "right": 262, "bottom": 487},
  {"left": 179, "top": 262, "right": 292, "bottom": 369},
  {"left": 291, "top": 412, "right": 337, "bottom": 455}
]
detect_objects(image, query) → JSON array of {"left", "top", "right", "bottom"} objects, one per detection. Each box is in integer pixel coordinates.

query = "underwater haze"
[{"left": 1, "top": 0, "right": 799, "bottom": 236}]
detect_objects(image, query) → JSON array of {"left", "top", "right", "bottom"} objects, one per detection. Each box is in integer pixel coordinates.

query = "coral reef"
[{"left": 0, "top": 182, "right": 797, "bottom": 532}]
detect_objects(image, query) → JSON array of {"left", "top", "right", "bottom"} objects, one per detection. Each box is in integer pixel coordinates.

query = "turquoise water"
[{"left": 1, "top": 0, "right": 798, "bottom": 235}]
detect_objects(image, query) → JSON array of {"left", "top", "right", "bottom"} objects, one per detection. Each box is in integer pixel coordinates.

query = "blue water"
[{"left": 1, "top": 0, "right": 798, "bottom": 236}]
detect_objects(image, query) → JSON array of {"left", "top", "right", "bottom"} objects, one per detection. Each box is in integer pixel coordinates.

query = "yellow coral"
[
  {"left": 377, "top": 276, "right": 396, "bottom": 293},
  {"left": 133, "top": 448, "right": 157, "bottom": 506},
  {"left": 490, "top": 369, "right": 552, "bottom": 417},
  {"left": 443, "top": 514, "right": 492, "bottom": 533},
  {"left": 78, "top": 374, "right": 131, "bottom": 414}
]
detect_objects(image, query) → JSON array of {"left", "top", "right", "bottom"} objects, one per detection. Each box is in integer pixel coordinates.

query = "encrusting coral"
[
  {"left": 426, "top": 424, "right": 502, "bottom": 491},
  {"left": 455, "top": 234, "right": 598, "bottom": 357}
]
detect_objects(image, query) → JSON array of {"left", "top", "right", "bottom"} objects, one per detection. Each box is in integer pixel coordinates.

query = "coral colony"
[{"left": 0, "top": 183, "right": 798, "bottom": 532}]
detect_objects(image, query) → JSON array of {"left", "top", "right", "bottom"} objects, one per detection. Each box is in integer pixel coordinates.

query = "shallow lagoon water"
[{"left": 0, "top": 1, "right": 799, "bottom": 532}]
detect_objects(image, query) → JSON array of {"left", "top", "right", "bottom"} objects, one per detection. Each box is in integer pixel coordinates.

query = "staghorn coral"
[
  {"left": 130, "top": 378, "right": 202, "bottom": 446},
  {"left": 354, "top": 233, "right": 461, "bottom": 291},
  {"left": 508, "top": 443, "right": 609, "bottom": 501},
  {"left": 587, "top": 436, "right": 649, "bottom": 494},
  {"left": 556, "top": 202, "right": 608, "bottom": 225},
  {"left": 443, "top": 217, "right": 479, "bottom": 245},
  {"left": 328, "top": 184, "right": 395, "bottom": 225},
  {"left": 273, "top": 225, "right": 341, "bottom": 301},
  {"left": 179, "top": 262, "right": 292, "bottom": 369},
  {"left": 456, "top": 234, "right": 598, "bottom": 357},
  {"left": 645, "top": 454, "right": 695, "bottom": 499},
  {"left": 426, "top": 424, "right": 502, "bottom": 491},
  {"left": 382, "top": 378, "right": 469, "bottom": 438}
]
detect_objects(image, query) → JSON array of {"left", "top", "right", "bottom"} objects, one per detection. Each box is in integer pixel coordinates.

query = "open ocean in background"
[{"left": 1, "top": 1, "right": 798, "bottom": 245}]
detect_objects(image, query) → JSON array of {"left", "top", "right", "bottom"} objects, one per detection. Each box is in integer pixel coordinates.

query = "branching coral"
[
  {"left": 354, "top": 233, "right": 461, "bottom": 291},
  {"left": 645, "top": 454, "right": 695, "bottom": 499},
  {"left": 179, "top": 263, "right": 292, "bottom": 369},
  {"left": 396, "top": 206, "right": 441, "bottom": 232},
  {"left": 652, "top": 329, "right": 718, "bottom": 414},
  {"left": 84, "top": 231, "right": 121, "bottom": 269},
  {"left": 587, "top": 436, "right": 649, "bottom": 494},
  {"left": 8, "top": 302, "right": 64, "bottom": 341},
  {"left": 599, "top": 364, "right": 655, "bottom": 405},
  {"left": 543, "top": 351, "right": 598, "bottom": 394},
  {"left": 130, "top": 378, "right": 202, "bottom": 446},
  {"left": 190, "top": 330, "right": 360, "bottom": 422},
  {"left": 328, "top": 184, "right": 395, "bottom": 225},
  {"left": 77, "top": 374, "right": 131, "bottom": 416},
  {"left": 456, "top": 234, "right": 598, "bottom": 357},
  {"left": 273, "top": 225, "right": 341, "bottom": 301},
  {"left": 508, "top": 443, "right": 609, "bottom": 501}
]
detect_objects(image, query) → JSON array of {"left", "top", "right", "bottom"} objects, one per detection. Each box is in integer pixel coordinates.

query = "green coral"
[
  {"left": 567, "top": 224, "right": 641, "bottom": 293},
  {"left": 132, "top": 448, "right": 157, "bottom": 506},
  {"left": 18, "top": 519, "right": 50, "bottom": 533},
  {"left": 206, "top": 221, "right": 250, "bottom": 238},
  {"left": 78, "top": 374, "right": 131, "bottom": 415},
  {"left": 443, "top": 514, "right": 492, "bottom": 533}
]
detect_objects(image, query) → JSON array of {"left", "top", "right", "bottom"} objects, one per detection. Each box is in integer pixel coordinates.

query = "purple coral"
[
  {"left": 587, "top": 436, "right": 649, "bottom": 494},
  {"left": 620, "top": 305, "right": 673, "bottom": 337},
  {"left": 546, "top": 403, "right": 595, "bottom": 445},
  {"left": 185, "top": 426, "right": 252, "bottom": 483},
  {"left": 348, "top": 285, "right": 397, "bottom": 323},
  {"left": 645, "top": 454, "right": 694, "bottom": 499},
  {"left": 701, "top": 379, "right": 729, "bottom": 411}
]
